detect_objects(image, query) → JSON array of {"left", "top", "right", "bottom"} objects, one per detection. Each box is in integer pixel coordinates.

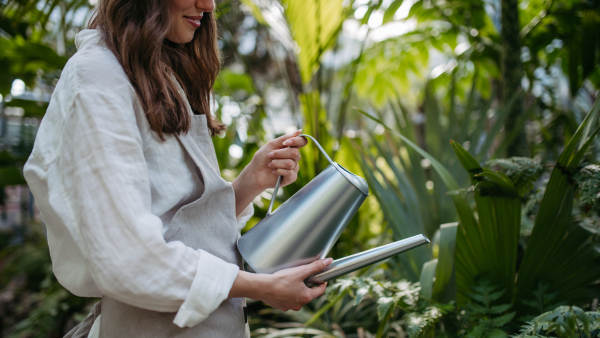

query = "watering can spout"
[{"left": 306, "top": 234, "right": 430, "bottom": 286}]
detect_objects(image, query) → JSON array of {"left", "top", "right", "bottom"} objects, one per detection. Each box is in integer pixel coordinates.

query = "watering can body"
[
  {"left": 237, "top": 134, "right": 430, "bottom": 279},
  {"left": 237, "top": 135, "right": 369, "bottom": 274}
]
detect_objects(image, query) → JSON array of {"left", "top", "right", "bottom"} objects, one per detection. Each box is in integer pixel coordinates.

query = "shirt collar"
[{"left": 75, "top": 29, "right": 104, "bottom": 51}]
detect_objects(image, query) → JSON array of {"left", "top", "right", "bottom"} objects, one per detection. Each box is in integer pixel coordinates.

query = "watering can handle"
[{"left": 266, "top": 134, "right": 333, "bottom": 216}]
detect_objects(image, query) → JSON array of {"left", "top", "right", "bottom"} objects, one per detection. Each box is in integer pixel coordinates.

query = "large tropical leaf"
[
  {"left": 451, "top": 141, "right": 521, "bottom": 305},
  {"left": 356, "top": 138, "right": 430, "bottom": 281},
  {"left": 356, "top": 108, "right": 480, "bottom": 293},
  {"left": 432, "top": 222, "right": 458, "bottom": 302},
  {"left": 245, "top": 0, "right": 346, "bottom": 85},
  {"left": 515, "top": 97, "right": 600, "bottom": 309},
  {"left": 281, "top": 0, "right": 346, "bottom": 84}
]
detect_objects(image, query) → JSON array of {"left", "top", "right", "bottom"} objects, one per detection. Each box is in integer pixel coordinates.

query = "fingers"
[
  {"left": 289, "top": 282, "right": 327, "bottom": 311},
  {"left": 307, "top": 282, "right": 327, "bottom": 299},
  {"left": 268, "top": 147, "right": 301, "bottom": 161},
  {"left": 282, "top": 135, "right": 309, "bottom": 148},
  {"left": 295, "top": 282, "right": 327, "bottom": 311},
  {"left": 271, "top": 168, "right": 298, "bottom": 180},
  {"left": 268, "top": 159, "right": 297, "bottom": 171},
  {"left": 273, "top": 129, "right": 302, "bottom": 146},
  {"left": 298, "top": 258, "right": 333, "bottom": 278}
]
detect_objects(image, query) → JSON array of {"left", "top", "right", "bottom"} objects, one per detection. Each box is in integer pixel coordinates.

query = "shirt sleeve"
[
  {"left": 59, "top": 90, "right": 239, "bottom": 327},
  {"left": 236, "top": 203, "right": 254, "bottom": 231}
]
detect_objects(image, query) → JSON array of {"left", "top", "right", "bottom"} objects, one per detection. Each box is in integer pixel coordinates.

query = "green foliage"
[
  {"left": 353, "top": 73, "right": 526, "bottom": 293},
  {"left": 0, "top": 150, "right": 27, "bottom": 189},
  {"left": 0, "top": 0, "right": 91, "bottom": 40},
  {"left": 0, "top": 166, "right": 26, "bottom": 187},
  {"left": 513, "top": 306, "right": 600, "bottom": 338},
  {"left": 486, "top": 157, "right": 543, "bottom": 196},
  {"left": 574, "top": 164, "right": 600, "bottom": 213},
  {"left": 515, "top": 99, "right": 600, "bottom": 309},
  {"left": 431, "top": 223, "right": 458, "bottom": 303},
  {"left": 463, "top": 278, "right": 515, "bottom": 337},
  {"left": 520, "top": 281, "right": 562, "bottom": 318},
  {"left": 325, "top": 277, "right": 453, "bottom": 337},
  {"left": 451, "top": 141, "right": 521, "bottom": 305},
  {"left": 213, "top": 69, "right": 256, "bottom": 95},
  {"left": 278, "top": 0, "right": 347, "bottom": 84},
  {"left": 0, "top": 226, "right": 95, "bottom": 336},
  {"left": 521, "top": 187, "right": 546, "bottom": 234},
  {"left": 346, "top": 79, "right": 600, "bottom": 337},
  {"left": 326, "top": 277, "right": 421, "bottom": 320},
  {"left": 404, "top": 305, "right": 451, "bottom": 338},
  {"left": 2, "top": 0, "right": 600, "bottom": 337},
  {"left": 0, "top": 35, "right": 67, "bottom": 95}
]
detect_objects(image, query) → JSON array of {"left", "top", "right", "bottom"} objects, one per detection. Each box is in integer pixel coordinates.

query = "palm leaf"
[
  {"left": 516, "top": 96, "right": 600, "bottom": 310},
  {"left": 431, "top": 222, "right": 458, "bottom": 303},
  {"left": 420, "top": 259, "right": 438, "bottom": 300},
  {"left": 451, "top": 141, "right": 521, "bottom": 305},
  {"left": 281, "top": 0, "right": 346, "bottom": 84}
]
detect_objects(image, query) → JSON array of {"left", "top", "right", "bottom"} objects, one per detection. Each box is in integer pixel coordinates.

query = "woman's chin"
[
  {"left": 166, "top": 32, "right": 195, "bottom": 44},
  {"left": 181, "top": 32, "right": 195, "bottom": 43}
]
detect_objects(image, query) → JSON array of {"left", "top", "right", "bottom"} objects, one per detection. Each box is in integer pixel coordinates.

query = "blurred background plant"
[{"left": 1, "top": 0, "right": 599, "bottom": 337}]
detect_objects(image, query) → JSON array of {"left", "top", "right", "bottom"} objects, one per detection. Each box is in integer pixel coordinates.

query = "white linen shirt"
[{"left": 23, "top": 29, "right": 253, "bottom": 329}]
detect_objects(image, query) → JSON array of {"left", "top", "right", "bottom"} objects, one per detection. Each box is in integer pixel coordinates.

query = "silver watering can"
[{"left": 237, "top": 134, "right": 429, "bottom": 285}]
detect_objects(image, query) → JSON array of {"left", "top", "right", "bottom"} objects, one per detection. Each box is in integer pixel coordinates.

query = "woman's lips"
[{"left": 184, "top": 16, "right": 202, "bottom": 28}]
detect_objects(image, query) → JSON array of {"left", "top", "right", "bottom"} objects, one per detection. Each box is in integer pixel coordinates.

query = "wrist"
[
  {"left": 233, "top": 167, "right": 262, "bottom": 197},
  {"left": 229, "top": 271, "right": 272, "bottom": 301},
  {"left": 249, "top": 273, "right": 272, "bottom": 301}
]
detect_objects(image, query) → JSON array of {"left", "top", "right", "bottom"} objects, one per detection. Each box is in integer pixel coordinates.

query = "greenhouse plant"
[{"left": 0, "top": 0, "right": 599, "bottom": 337}]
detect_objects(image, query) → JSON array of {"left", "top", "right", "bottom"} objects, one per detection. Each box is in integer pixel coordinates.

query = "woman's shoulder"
[{"left": 61, "top": 29, "right": 135, "bottom": 100}]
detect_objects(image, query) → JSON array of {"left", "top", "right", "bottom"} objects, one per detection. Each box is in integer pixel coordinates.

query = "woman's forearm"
[
  {"left": 232, "top": 168, "right": 263, "bottom": 216},
  {"left": 228, "top": 270, "right": 268, "bottom": 299}
]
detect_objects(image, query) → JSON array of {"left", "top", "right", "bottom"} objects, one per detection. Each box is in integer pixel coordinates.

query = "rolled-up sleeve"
[
  {"left": 59, "top": 90, "right": 239, "bottom": 327},
  {"left": 236, "top": 203, "right": 254, "bottom": 230}
]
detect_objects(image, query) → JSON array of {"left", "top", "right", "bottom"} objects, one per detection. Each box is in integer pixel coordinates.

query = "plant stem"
[{"left": 501, "top": 0, "right": 527, "bottom": 157}]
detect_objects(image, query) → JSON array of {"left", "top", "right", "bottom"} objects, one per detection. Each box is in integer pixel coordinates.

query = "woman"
[{"left": 23, "top": 0, "right": 331, "bottom": 336}]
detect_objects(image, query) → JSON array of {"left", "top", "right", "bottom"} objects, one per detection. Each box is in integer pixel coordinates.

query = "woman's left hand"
[{"left": 249, "top": 129, "right": 308, "bottom": 191}]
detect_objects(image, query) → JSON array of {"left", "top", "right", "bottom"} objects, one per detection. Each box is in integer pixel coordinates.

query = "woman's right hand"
[{"left": 228, "top": 258, "right": 333, "bottom": 311}]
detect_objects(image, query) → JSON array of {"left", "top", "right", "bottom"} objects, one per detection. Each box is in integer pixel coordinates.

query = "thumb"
[{"left": 299, "top": 258, "right": 333, "bottom": 278}]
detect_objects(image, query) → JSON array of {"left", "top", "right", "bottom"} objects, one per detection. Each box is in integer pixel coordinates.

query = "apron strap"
[{"left": 63, "top": 301, "right": 102, "bottom": 338}]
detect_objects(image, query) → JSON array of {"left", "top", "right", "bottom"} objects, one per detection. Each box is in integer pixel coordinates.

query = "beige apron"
[{"left": 66, "top": 114, "right": 249, "bottom": 338}]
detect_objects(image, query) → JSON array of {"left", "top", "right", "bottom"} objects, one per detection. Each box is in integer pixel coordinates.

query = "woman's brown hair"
[{"left": 89, "top": 0, "right": 226, "bottom": 139}]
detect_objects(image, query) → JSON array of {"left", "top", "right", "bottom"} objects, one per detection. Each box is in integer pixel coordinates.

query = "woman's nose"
[{"left": 196, "top": 0, "right": 215, "bottom": 12}]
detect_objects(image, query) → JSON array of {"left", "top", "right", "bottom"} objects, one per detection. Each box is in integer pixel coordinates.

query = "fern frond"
[
  {"left": 491, "top": 311, "right": 516, "bottom": 327},
  {"left": 467, "top": 302, "right": 489, "bottom": 314},
  {"left": 487, "top": 328, "right": 510, "bottom": 337},
  {"left": 520, "top": 280, "right": 561, "bottom": 315},
  {"left": 404, "top": 306, "right": 445, "bottom": 338},
  {"left": 464, "top": 277, "right": 515, "bottom": 335},
  {"left": 488, "top": 290, "right": 506, "bottom": 302},
  {"left": 490, "top": 303, "right": 513, "bottom": 314},
  {"left": 513, "top": 305, "right": 600, "bottom": 338},
  {"left": 466, "top": 292, "right": 487, "bottom": 306}
]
